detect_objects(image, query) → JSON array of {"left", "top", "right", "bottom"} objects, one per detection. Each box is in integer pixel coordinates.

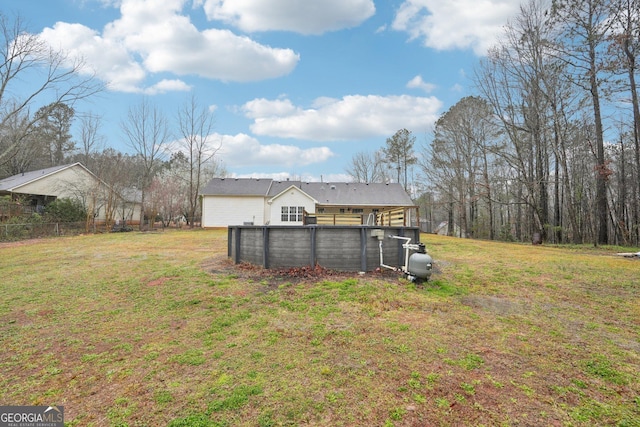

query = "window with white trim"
[{"left": 281, "top": 206, "right": 304, "bottom": 222}]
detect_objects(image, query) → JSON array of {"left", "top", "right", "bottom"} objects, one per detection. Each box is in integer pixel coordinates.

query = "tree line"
[
  {"left": 348, "top": 0, "right": 640, "bottom": 246},
  {"left": 0, "top": 13, "right": 225, "bottom": 229},
  {"left": 1, "top": 97, "right": 226, "bottom": 229}
]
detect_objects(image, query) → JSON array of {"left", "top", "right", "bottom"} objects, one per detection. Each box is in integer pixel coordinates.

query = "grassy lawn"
[{"left": 1, "top": 229, "right": 639, "bottom": 426}]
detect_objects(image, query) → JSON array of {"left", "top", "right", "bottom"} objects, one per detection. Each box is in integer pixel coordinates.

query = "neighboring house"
[
  {"left": 115, "top": 187, "right": 143, "bottom": 225},
  {"left": 201, "top": 178, "right": 418, "bottom": 228},
  {"left": 434, "top": 221, "right": 463, "bottom": 237},
  {"left": 0, "top": 163, "right": 141, "bottom": 224}
]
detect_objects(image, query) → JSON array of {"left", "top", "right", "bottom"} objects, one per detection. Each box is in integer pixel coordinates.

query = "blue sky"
[{"left": 8, "top": 0, "right": 525, "bottom": 181}]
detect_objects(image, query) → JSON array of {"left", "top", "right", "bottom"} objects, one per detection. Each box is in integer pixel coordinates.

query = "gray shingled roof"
[
  {"left": 202, "top": 178, "right": 414, "bottom": 206},
  {"left": 295, "top": 182, "right": 414, "bottom": 206},
  {"left": 0, "top": 164, "right": 74, "bottom": 192},
  {"left": 201, "top": 178, "right": 274, "bottom": 196}
]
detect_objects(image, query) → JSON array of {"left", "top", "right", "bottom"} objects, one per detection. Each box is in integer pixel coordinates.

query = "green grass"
[{"left": 1, "top": 230, "right": 639, "bottom": 426}]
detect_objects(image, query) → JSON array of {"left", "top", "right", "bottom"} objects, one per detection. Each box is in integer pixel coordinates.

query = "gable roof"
[
  {"left": 202, "top": 178, "right": 415, "bottom": 206},
  {"left": 0, "top": 164, "right": 81, "bottom": 193},
  {"left": 201, "top": 178, "right": 273, "bottom": 196},
  {"left": 268, "top": 184, "right": 318, "bottom": 204}
]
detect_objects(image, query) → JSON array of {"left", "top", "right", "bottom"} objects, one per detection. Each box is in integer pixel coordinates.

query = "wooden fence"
[
  {"left": 377, "top": 208, "right": 409, "bottom": 227},
  {"left": 305, "top": 207, "right": 418, "bottom": 227}
]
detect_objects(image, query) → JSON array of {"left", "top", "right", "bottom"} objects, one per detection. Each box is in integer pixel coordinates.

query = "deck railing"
[
  {"left": 304, "top": 207, "right": 418, "bottom": 227},
  {"left": 312, "top": 213, "right": 364, "bottom": 225},
  {"left": 377, "top": 208, "right": 407, "bottom": 227}
]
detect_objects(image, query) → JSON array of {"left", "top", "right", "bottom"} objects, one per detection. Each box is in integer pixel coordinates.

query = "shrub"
[{"left": 44, "top": 198, "right": 86, "bottom": 222}]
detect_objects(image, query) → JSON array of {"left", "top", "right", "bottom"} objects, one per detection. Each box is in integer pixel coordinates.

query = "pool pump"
[{"left": 372, "top": 231, "right": 433, "bottom": 282}]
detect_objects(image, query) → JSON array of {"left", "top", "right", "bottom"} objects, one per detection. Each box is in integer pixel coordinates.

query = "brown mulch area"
[
  {"left": 204, "top": 254, "right": 400, "bottom": 286},
  {"left": 240, "top": 262, "right": 350, "bottom": 281}
]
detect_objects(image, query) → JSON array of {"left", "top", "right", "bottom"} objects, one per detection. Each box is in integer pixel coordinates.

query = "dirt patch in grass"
[
  {"left": 0, "top": 237, "right": 47, "bottom": 248},
  {"left": 145, "top": 277, "right": 174, "bottom": 286},
  {"left": 459, "top": 295, "right": 529, "bottom": 315}
]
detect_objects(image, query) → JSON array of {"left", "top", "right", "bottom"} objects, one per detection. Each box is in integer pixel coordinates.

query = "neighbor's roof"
[
  {"left": 201, "top": 178, "right": 414, "bottom": 206},
  {"left": 0, "top": 164, "right": 77, "bottom": 192}
]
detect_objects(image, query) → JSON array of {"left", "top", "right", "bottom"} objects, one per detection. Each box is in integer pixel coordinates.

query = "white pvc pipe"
[
  {"left": 379, "top": 239, "right": 398, "bottom": 272},
  {"left": 390, "top": 235, "right": 413, "bottom": 273}
]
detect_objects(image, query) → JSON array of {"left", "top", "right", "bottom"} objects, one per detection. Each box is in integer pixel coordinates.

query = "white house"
[
  {"left": 0, "top": 163, "right": 141, "bottom": 225},
  {"left": 201, "top": 178, "right": 418, "bottom": 228}
]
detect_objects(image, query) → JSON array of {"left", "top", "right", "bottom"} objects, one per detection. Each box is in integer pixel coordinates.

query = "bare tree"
[
  {"left": 346, "top": 150, "right": 387, "bottom": 183},
  {"left": 92, "top": 149, "right": 140, "bottom": 229},
  {"left": 0, "top": 12, "right": 102, "bottom": 168},
  {"left": 608, "top": 0, "right": 640, "bottom": 244},
  {"left": 550, "top": 0, "right": 614, "bottom": 244},
  {"left": 176, "top": 95, "right": 220, "bottom": 227},
  {"left": 121, "top": 98, "right": 171, "bottom": 230},
  {"left": 424, "top": 97, "right": 499, "bottom": 238},
  {"left": 77, "top": 113, "right": 105, "bottom": 170},
  {"left": 0, "top": 106, "right": 46, "bottom": 176},
  {"left": 148, "top": 165, "right": 188, "bottom": 228},
  {"left": 474, "top": 0, "right": 596, "bottom": 243}
]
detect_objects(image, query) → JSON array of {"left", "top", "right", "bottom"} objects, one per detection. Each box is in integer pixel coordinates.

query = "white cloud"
[
  {"left": 406, "top": 75, "right": 436, "bottom": 93},
  {"left": 392, "top": 0, "right": 522, "bottom": 55},
  {"left": 202, "top": 0, "right": 375, "bottom": 34},
  {"left": 40, "top": 22, "right": 147, "bottom": 92},
  {"left": 215, "top": 133, "right": 335, "bottom": 168},
  {"left": 38, "top": 0, "right": 299, "bottom": 93},
  {"left": 143, "top": 79, "right": 192, "bottom": 95},
  {"left": 242, "top": 94, "right": 442, "bottom": 141},
  {"left": 242, "top": 98, "right": 299, "bottom": 119}
]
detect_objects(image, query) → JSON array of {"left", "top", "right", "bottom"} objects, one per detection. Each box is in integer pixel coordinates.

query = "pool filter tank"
[
  {"left": 373, "top": 231, "right": 433, "bottom": 282},
  {"left": 407, "top": 243, "right": 433, "bottom": 281}
]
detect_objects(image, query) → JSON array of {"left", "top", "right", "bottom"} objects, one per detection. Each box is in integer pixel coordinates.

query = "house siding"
[
  {"left": 268, "top": 187, "right": 316, "bottom": 226},
  {"left": 200, "top": 178, "right": 416, "bottom": 228},
  {"left": 202, "top": 195, "right": 265, "bottom": 227},
  {"left": 1, "top": 163, "right": 142, "bottom": 225},
  {"left": 15, "top": 166, "right": 96, "bottom": 199},
  {"left": 11, "top": 165, "right": 110, "bottom": 221}
]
